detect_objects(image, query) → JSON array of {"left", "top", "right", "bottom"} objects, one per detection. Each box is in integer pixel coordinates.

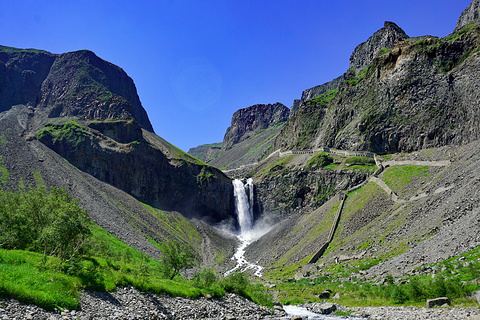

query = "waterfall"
[
  {"left": 226, "top": 178, "right": 263, "bottom": 277},
  {"left": 232, "top": 179, "right": 254, "bottom": 234}
]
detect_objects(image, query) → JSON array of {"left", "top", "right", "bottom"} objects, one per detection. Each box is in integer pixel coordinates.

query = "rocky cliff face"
[
  {"left": 0, "top": 46, "right": 153, "bottom": 131},
  {"left": 455, "top": 0, "right": 480, "bottom": 32},
  {"left": 290, "top": 22, "right": 407, "bottom": 114},
  {"left": 222, "top": 103, "right": 290, "bottom": 150},
  {"left": 187, "top": 143, "right": 222, "bottom": 162},
  {"left": 0, "top": 47, "right": 55, "bottom": 112},
  {"left": 274, "top": 19, "right": 480, "bottom": 154},
  {"left": 291, "top": 75, "right": 345, "bottom": 114},
  {"left": 37, "top": 120, "right": 234, "bottom": 222},
  {"left": 349, "top": 21, "right": 408, "bottom": 71},
  {"left": 0, "top": 46, "right": 235, "bottom": 223}
]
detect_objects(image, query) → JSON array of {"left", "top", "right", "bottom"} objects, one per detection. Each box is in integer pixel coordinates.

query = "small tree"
[{"left": 159, "top": 239, "right": 195, "bottom": 280}]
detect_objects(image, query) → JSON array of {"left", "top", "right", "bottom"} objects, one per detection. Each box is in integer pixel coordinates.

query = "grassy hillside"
[{"left": 0, "top": 186, "right": 272, "bottom": 310}]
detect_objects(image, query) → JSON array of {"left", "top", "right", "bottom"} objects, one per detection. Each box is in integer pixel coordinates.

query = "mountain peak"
[
  {"left": 349, "top": 21, "right": 408, "bottom": 70},
  {"left": 455, "top": 0, "right": 480, "bottom": 33}
]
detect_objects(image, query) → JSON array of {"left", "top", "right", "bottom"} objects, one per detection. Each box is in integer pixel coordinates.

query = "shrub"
[
  {"left": 159, "top": 240, "right": 196, "bottom": 280},
  {"left": 391, "top": 286, "right": 408, "bottom": 304},
  {"left": 192, "top": 268, "right": 219, "bottom": 289},
  {"left": 0, "top": 186, "right": 91, "bottom": 264},
  {"left": 221, "top": 272, "right": 249, "bottom": 296},
  {"left": 406, "top": 277, "right": 425, "bottom": 301}
]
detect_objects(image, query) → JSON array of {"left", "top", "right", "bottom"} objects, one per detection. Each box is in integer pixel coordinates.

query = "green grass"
[
  {"left": 258, "top": 156, "right": 293, "bottom": 176},
  {"left": 308, "top": 89, "right": 338, "bottom": 105},
  {"left": 37, "top": 121, "right": 90, "bottom": 147},
  {"left": 268, "top": 245, "right": 480, "bottom": 308},
  {"left": 306, "top": 152, "right": 333, "bottom": 169},
  {"left": 342, "top": 164, "right": 377, "bottom": 173},
  {"left": 0, "top": 250, "right": 80, "bottom": 310},
  {"left": 383, "top": 165, "right": 431, "bottom": 196},
  {"left": 345, "top": 156, "right": 375, "bottom": 166},
  {"left": 0, "top": 156, "right": 9, "bottom": 185},
  {"left": 0, "top": 223, "right": 240, "bottom": 311}
]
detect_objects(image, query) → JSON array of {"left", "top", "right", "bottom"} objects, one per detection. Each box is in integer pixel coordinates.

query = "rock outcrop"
[
  {"left": 222, "top": 103, "right": 289, "bottom": 150},
  {"left": 0, "top": 47, "right": 55, "bottom": 112},
  {"left": 291, "top": 75, "right": 345, "bottom": 114},
  {"left": 349, "top": 21, "right": 408, "bottom": 70},
  {"left": 290, "top": 22, "right": 407, "bottom": 113},
  {"left": 274, "top": 18, "right": 480, "bottom": 154},
  {"left": 188, "top": 143, "right": 222, "bottom": 162},
  {"left": 0, "top": 46, "right": 153, "bottom": 131},
  {"left": 455, "top": 0, "right": 480, "bottom": 32},
  {"left": 0, "top": 46, "right": 235, "bottom": 223}
]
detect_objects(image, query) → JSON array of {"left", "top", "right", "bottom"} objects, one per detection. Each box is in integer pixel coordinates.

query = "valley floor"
[
  {"left": 0, "top": 287, "right": 284, "bottom": 320},
  {"left": 2, "top": 290, "right": 480, "bottom": 320}
]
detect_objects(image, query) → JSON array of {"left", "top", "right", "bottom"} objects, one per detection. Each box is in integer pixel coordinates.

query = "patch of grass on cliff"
[
  {"left": 259, "top": 155, "right": 293, "bottom": 176},
  {"left": 0, "top": 156, "right": 9, "bottom": 186},
  {"left": 305, "top": 152, "right": 333, "bottom": 170},
  {"left": 308, "top": 89, "right": 338, "bottom": 105},
  {"left": 140, "top": 203, "right": 202, "bottom": 246},
  {"left": 345, "top": 156, "right": 375, "bottom": 166},
  {"left": 37, "top": 121, "right": 90, "bottom": 147},
  {"left": 0, "top": 133, "right": 6, "bottom": 145},
  {"left": 382, "top": 165, "right": 430, "bottom": 196}
]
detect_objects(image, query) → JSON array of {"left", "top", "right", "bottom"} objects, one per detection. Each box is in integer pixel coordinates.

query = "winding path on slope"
[{"left": 308, "top": 156, "right": 452, "bottom": 263}]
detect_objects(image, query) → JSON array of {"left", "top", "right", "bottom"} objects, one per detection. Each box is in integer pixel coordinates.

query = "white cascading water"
[
  {"left": 233, "top": 178, "right": 254, "bottom": 233},
  {"left": 225, "top": 178, "right": 263, "bottom": 277}
]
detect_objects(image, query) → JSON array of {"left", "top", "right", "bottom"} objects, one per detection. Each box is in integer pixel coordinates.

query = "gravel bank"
[
  {"left": 3, "top": 292, "right": 480, "bottom": 320},
  {"left": 0, "top": 287, "right": 285, "bottom": 320},
  {"left": 346, "top": 305, "right": 480, "bottom": 320}
]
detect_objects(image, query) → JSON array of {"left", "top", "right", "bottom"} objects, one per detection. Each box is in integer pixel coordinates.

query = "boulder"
[
  {"left": 273, "top": 303, "right": 284, "bottom": 312},
  {"left": 426, "top": 297, "right": 450, "bottom": 308},
  {"left": 318, "top": 289, "right": 332, "bottom": 299},
  {"left": 310, "top": 302, "right": 337, "bottom": 315}
]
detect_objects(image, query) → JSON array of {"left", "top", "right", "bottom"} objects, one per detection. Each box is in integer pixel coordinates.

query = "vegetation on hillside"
[
  {"left": 269, "top": 245, "right": 480, "bottom": 307},
  {"left": 0, "top": 185, "right": 272, "bottom": 311}
]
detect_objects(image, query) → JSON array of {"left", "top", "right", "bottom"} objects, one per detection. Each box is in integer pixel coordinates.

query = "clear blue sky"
[{"left": 0, "top": 0, "right": 472, "bottom": 151}]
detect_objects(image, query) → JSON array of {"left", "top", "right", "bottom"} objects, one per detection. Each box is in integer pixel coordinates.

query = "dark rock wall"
[
  {"left": 0, "top": 47, "right": 153, "bottom": 132},
  {"left": 274, "top": 21, "right": 480, "bottom": 154},
  {"left": 0, "top": 48, "right": 55, "bottom": 112},
  {"left": 38, "top": 50, "right": 153, "bottom": 132},
  {"left": 222, "top": 103, "right": 289, "bottom": 149},
  {"left": 455, "top": 0, "right": 480, "bottom": 32},
  {"left": 38, "top": 122, "right": 235, "bottom": 223},
  {"left": 349, "top": 21, "right": 408, "bottom": 71}
]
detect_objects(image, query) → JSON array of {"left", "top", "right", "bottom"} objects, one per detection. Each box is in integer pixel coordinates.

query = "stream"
[{"left": 227, "top": 179, "right": 364, "bottom": 320}]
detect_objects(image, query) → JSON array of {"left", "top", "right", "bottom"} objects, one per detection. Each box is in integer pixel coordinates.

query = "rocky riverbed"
[
  {"left": 2, "top": 288, "right": 480, "bottom": 320},
  {"left": 0, "top": 286, "right": 285, "bottom": 320}
]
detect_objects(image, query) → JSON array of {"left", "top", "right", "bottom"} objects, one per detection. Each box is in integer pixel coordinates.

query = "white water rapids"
[{"left": 225, "top": 178, "right": 265, "bottom": 277}]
